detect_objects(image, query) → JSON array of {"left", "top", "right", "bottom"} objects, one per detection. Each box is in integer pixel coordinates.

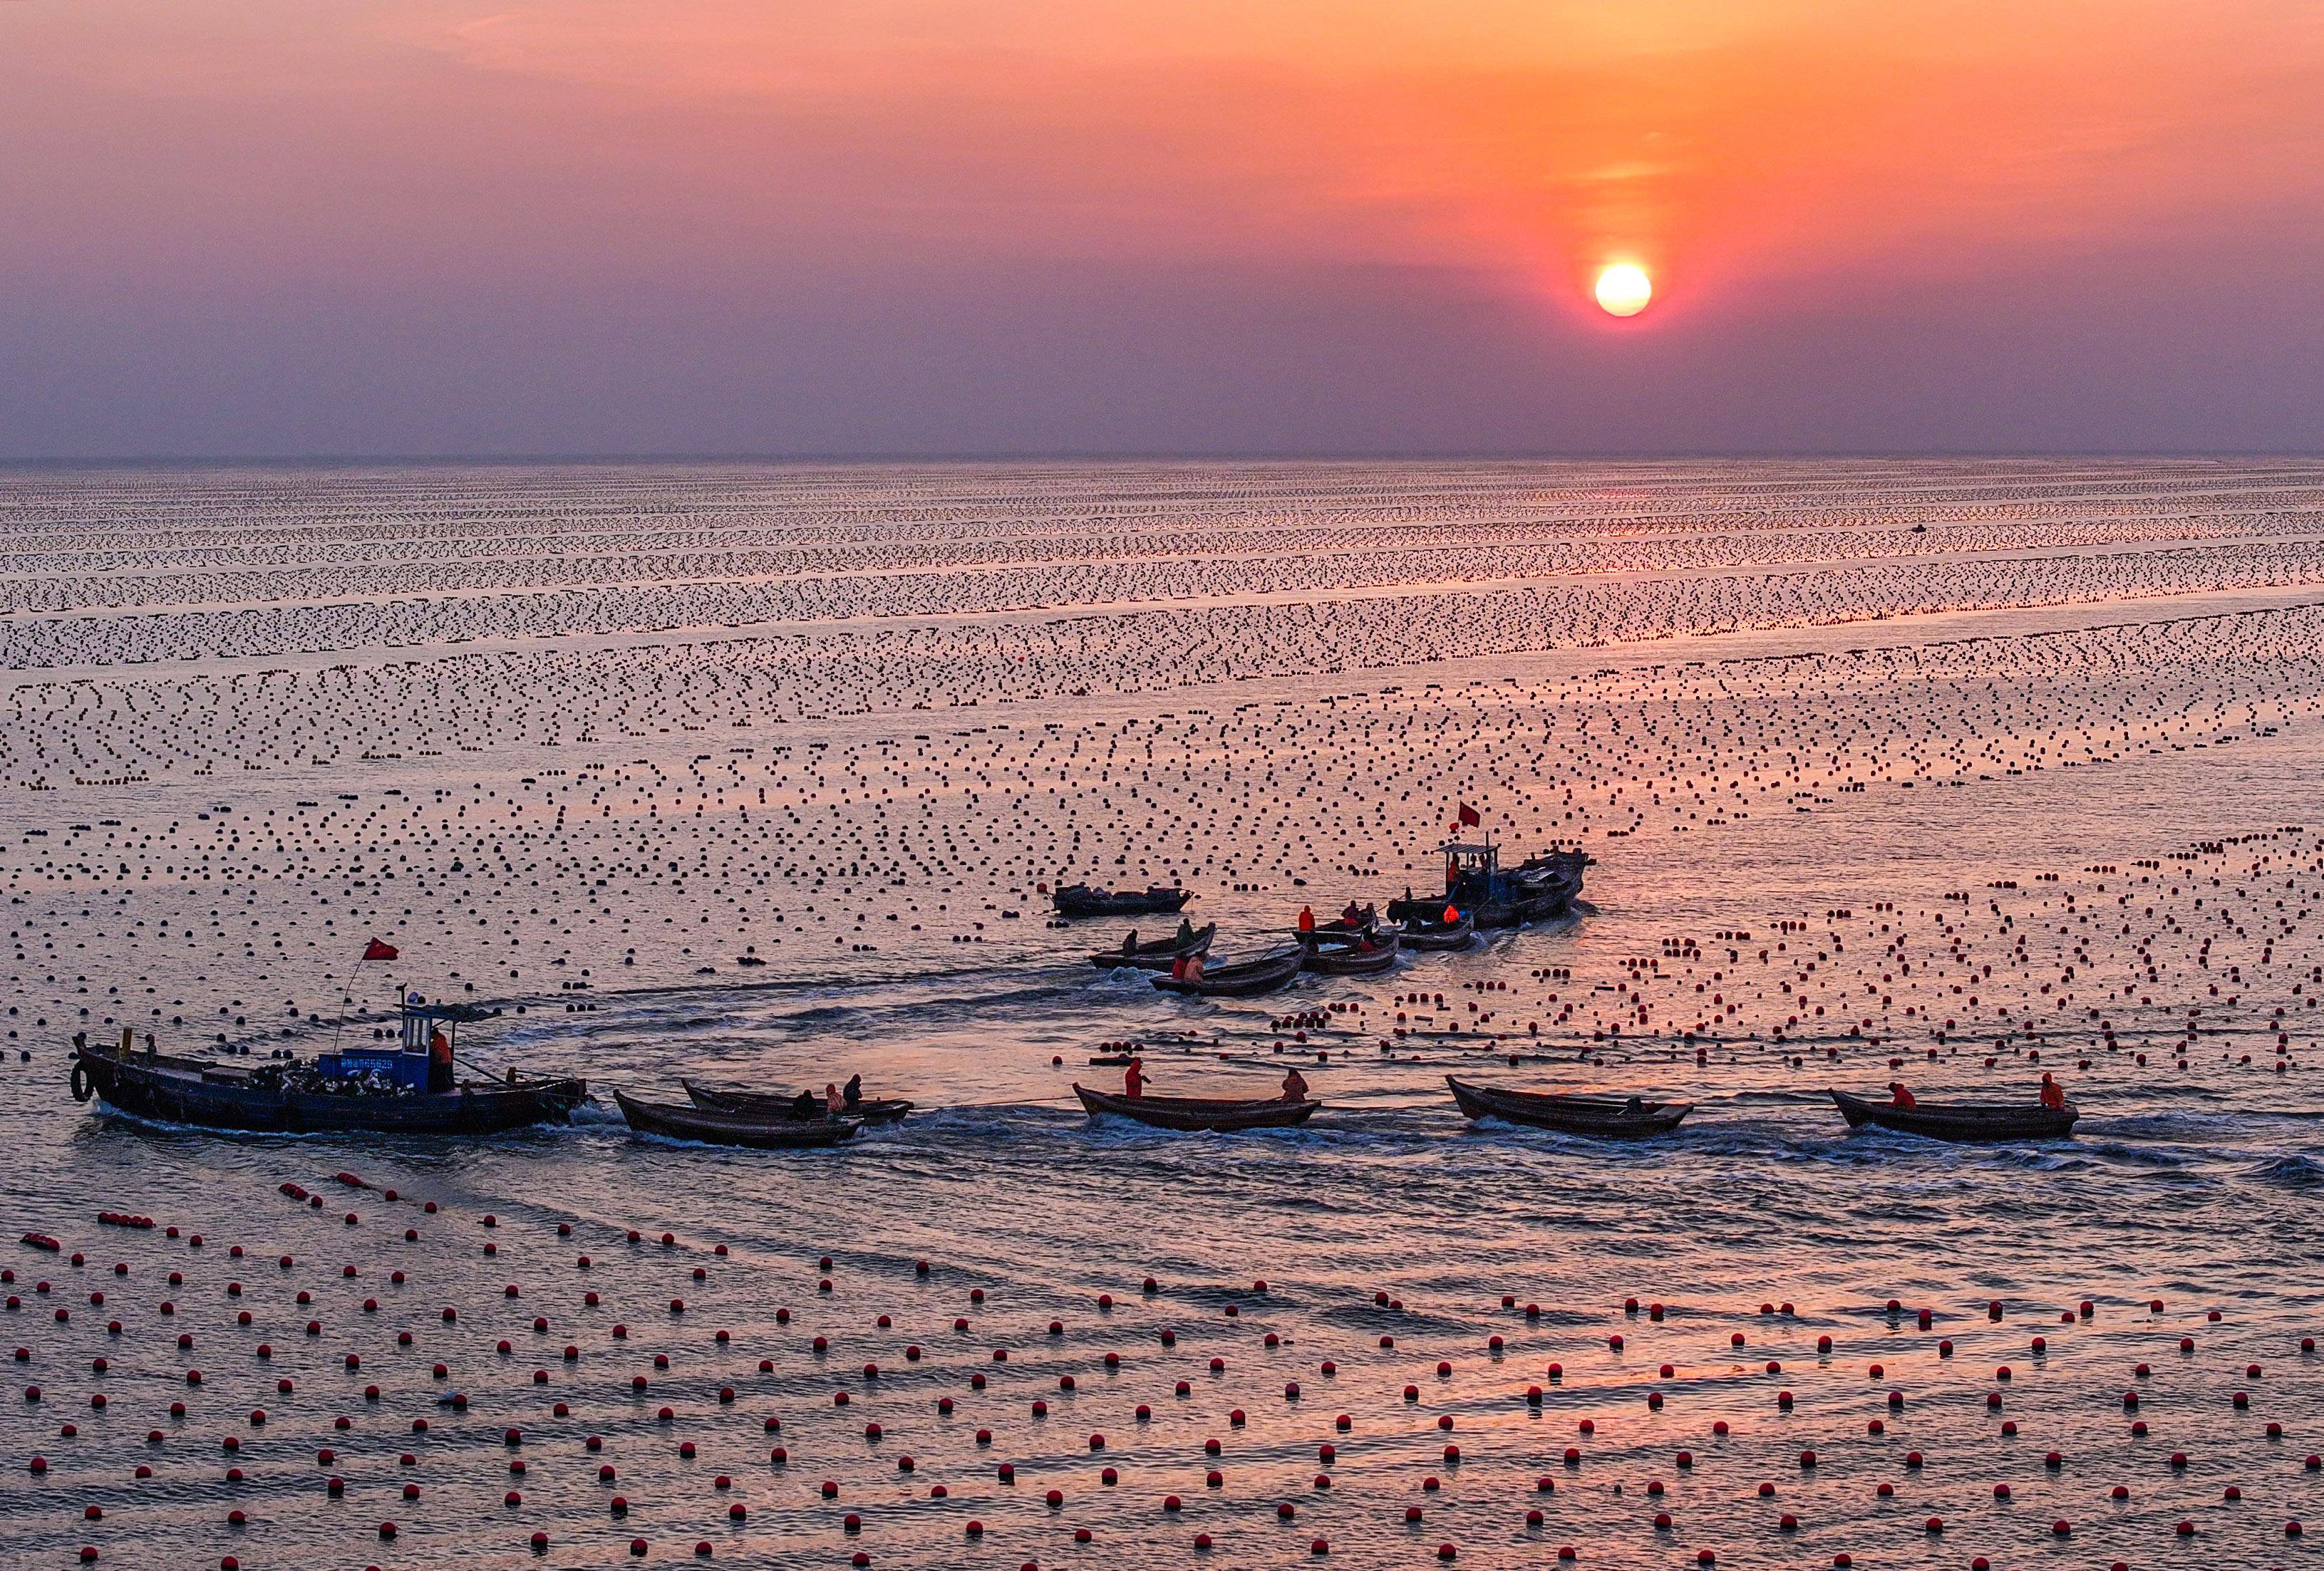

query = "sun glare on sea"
[{"left": 1594, "top": 264, "right": 1653, "bottom": 318}]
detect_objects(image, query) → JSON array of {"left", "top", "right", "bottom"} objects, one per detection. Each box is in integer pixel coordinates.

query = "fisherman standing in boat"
[
  {"left": 1123, "top": 1057, "right": 1147, "bottom": 1099},
  {"left": 427, "top": 1024, "right": 454, "bottom": 1093},
  {"left": 1280, "top": 1065, "right": 1309, "bottom": 1102},
  {"left": 2038, "top": 1072, "right": 2066, "bottom": 1110},
  {"left": 1175, "top": 914, "right": 1196, "bottom": 946},
  {"left": 1297, "top": 906, "right": 1316, "bottom": 934},
  {"left": 844, "top": 1073, "right": 863, "bottom": 1109}
]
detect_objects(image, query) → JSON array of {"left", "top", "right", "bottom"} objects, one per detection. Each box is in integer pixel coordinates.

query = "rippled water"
[{"left": 3, "top": 461, "right": 2322, "bottom": 1570}]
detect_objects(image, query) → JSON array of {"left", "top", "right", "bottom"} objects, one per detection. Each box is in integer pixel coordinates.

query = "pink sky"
[{"left": 4, "top": 0, "right": 2321, "bottom": 455}]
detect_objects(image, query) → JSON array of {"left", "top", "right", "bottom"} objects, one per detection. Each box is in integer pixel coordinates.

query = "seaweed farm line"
[{"left": 2, "top": 458, "right": 2323, "bottom": 1569}]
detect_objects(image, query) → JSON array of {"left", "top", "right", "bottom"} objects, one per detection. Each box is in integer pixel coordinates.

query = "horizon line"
[{"left": 4, "top": 447, "right": 2322, "bottom": 470}]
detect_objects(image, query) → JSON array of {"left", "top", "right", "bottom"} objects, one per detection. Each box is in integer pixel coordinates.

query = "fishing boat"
[
  {"left": 1386, "top": 836, "right": 1589, "bottom": 930},
  {"left": 1150, "top": 946, "right": 1304, "bottom": 997},
  {"left": 1089, "top": 923, "right": 1217, "bottom": 970},
  {"left": 1298, "top": 930, "right": 1402, "bottom": 975},
  {"left": 66, "top": 1001, "right": 587, "bottom": 1136},
  {"left": 682, "top": 1079, "right": 914, "bottom": 1123},
  {"left": 1052, "top": 884, "right": 1194, "bottom": 919},
  {"left": 615, "top": 1089, "right": 862, "bottom": 1148},
  {"left": 1398, "top": 907, "right": 1477, "bottom": 950},
  {"left": 1447, "top": 1075, "right": 1692, "bottom": 1136},
  {"left": 1829, "top": 1088, "right": 2078, "bottom": 1142},
  {"left": 1073, "top": 1084, "right": 1320, "bottom": 1131}
]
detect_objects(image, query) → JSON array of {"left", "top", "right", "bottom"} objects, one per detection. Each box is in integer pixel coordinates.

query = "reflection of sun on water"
[{"left": 1594, "top": 263, "right": 1653, "bottom": 317}]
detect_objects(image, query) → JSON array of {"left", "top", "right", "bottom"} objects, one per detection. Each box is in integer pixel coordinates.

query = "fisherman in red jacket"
[
  {"left": 1124, "top": 1057, "right": 1147, "bottom": 1099},
  {"left": 1888, "top": 1081, "right": 1916, "bottom": 1109},
  {"left": 1297, "top": 906, "right": 1316, "bottom": 933},
  {"left": 2038, "top": 1072, "right": 2066, "bottom": 1110}
]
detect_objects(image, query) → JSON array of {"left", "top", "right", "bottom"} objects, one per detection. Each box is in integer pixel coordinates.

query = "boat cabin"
[
  {"left": 1440, "top": 838, "right": 1507, "bottom": 898},
  {"left": 315, "top": 995, "right": 492, "bottom": 1090}
]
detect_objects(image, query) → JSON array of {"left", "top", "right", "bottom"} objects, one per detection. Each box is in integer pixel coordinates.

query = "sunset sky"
[{"left": 4, "top": 0, "right": 2321, "bottom": 456}]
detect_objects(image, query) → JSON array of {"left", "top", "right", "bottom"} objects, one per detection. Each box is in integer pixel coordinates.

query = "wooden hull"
[
  {"left": 1394, "top": 891, "right": 1568, "bottom": 929},
  {"left": 1074, "top": 1084, "right": 1319, "bottom": 1131},
  {"left": 1090, "top": 924, "right": 1217, "bottom": 970},
  {"left": 1151, "top": 948, "right": 1303, "bottom": 997},
  {"left": 1300, "top": 934, "right": 1401, "bottom": 975},
  {"left": 1399, "top": 913, "right": 1476, "bottom": 950},
  {"left": 1447, "top": 1076, "right": 1691, "bottom": 1137},
  {"left": 681, "top": 1081, "right": 912, "bottom": 1123},
  {"left": 73, "top": 1047, "right": 586, "bottom": 1136},
  {"left": 1053, "top": 886, "right": 1194, "bottom": 919},
  {"left": 1829, "top": 1089, "right": 2078, "bottom": 1142},
  {"left": 616, "top": 1089, "right": 861, "bottom": 1148}
]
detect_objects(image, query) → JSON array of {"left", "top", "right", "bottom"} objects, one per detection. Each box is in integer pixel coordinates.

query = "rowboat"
[
  {"left": 614, "top": 1089, "right": 862, "bottom": 1149},
  {"left": 1053, "top": 884, "right": 1194, "bottom": 919},
  {"left": 1398, "top": 908, "right": 1476, "bottom": 950},
  {"left": 1829, "top": 1088, "right": 2078, "bottom": 1142},
  {"left": 681, "top": 1080, "right": 914, "bottom": 1123},
  {"left": 1447, "top": 1075, "right": 1691, "bottom": 1136},
  {"left": 1090, "top": 923, "right": 1217, "bottom": 970},
  {"left": 1299, "top": 930, "right": 1401, "bottom": 975},
  {"left": 1293, "top": 904, "right": 1377, "bottom": 939},
  {"left": 1150, "top": 947, "right": 1303, "bottom": 997},
  {"left": 1073, "top": 1084, "right": 1320, "bottom": 1131},
  {"left": 67, "top": 1005, "right": 587, "bottom": 1137}
]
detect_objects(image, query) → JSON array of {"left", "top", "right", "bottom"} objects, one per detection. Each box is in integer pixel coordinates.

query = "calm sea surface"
[{"left": 1, "top": 460, "right": 2321, "bottom": 1569}]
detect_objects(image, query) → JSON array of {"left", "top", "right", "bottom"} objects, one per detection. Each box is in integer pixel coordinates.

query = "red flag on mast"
[
  {"left": 362, "top": 938, "right": 398, "bottom": 962},
  {"left": 1457, "top": 802, "right": 1482, "bottom": 828}
]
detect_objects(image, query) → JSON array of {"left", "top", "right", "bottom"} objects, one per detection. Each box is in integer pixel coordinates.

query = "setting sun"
[{"left": 1594, "top": 264, "right": 1653, "bottom": 318}]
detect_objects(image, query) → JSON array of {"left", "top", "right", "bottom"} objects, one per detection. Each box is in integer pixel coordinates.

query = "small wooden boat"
[
  {"left": 1074, "top": 1084, "right": 1320, "bottom": 1131},
  {"left": 1299, "top": 931, "right": 1401, "bottom": 975},
  {"left": 1090, "top": 923, "right": 1217, "bottom": 970},
  {"left": 614, "top": 1089, "right": 861, "bottom": 1149},
  {"left": 1398, "top": 908, "right": 1477, "bottom": 950},
  {"left": 1150, "top": 947, "right": 1303, "bottom": 997},
  {"left": 1053, "top": 884, "right": 1194, "bottom": 919},
  {"left": 681, "top": 1080, "right": 914, "bottom": 1123},
  {"left": 1447, "top": 1075, "right": 1691, "bottom": 1136},
  {"left": 1295, "top": 904, "right": 1378, "bottom": 939},
  {"left": 1829, "top": 1088, "right": 2078, "bottom": 1143}
]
